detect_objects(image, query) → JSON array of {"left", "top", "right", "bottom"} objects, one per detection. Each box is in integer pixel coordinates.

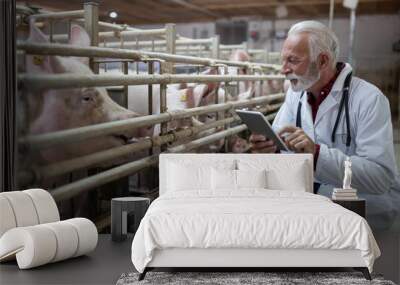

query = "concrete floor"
[
  {"left": 1, "top": 127, "right": 399, "bottom": 285},
  {"left": 0, "top": 235, "right": 134, "bottom": 285},
  {"left": 373, "top": 124, "right": 400, "bottom": 284}
]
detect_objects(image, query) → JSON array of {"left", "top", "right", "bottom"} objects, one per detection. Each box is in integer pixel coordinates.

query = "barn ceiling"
[{"left": 17, "top": 0, "right": 400, "bottom": 25}]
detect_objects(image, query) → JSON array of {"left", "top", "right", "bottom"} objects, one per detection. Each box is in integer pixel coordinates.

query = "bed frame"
[
  {"left": 139, "top": 248, "right": 371, "bottom": 280},
  {"left": 138, "top": 154, "right": 372, "bottom": 281}
]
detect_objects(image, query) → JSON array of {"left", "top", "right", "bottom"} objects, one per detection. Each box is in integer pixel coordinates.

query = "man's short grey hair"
[{"left": 288, "top": 20, "right": 339, "bottom": 68}]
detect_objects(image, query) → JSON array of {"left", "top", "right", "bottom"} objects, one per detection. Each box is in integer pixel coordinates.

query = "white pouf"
[
  {"left": 24, "top": 188, "right": 60, "bottom": 224},
  {"left": 0, "top": 196, "right": 17, "bottom": 237},
  {"left": 0, "top": 218, "right": 98, "bottom": 269},
  {"left": 0, "top": 189, "right": 98, "bottom": 269},
  {"left": 1, "top": 191, "right": 39, "bottom": 228},
  {"left": 0, "top": 189, "right": 60, "bottom": 237}
]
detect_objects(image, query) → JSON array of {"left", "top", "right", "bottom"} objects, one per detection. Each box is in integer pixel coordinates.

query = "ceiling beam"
[
  {"left": 170, "top": 0, "right": 224, "bottom": 18},
  {"left": 204, "top": 0, "right": 397, "bottom": 10}
]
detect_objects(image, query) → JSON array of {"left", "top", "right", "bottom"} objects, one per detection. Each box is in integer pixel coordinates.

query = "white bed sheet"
[{"left": 131, "top": 190, "right": 380, "bottom": 273}]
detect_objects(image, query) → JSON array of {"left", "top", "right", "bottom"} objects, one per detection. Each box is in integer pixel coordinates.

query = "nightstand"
[
  {"left": 332, "top": 199, "right": 366, "bottom": 218},
  {"left": 111, "top": 197, "right": 150, "bottom": 242}
]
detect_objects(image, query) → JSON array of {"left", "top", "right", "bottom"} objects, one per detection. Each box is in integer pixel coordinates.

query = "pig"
[
  {"left": 101, "top": 66, "right": 223, "bottom": 145},
  {"left": 24, "top": 23, "right": 152, "bottom": 166},
  {"left": 228, "top": 49, "right": 286, "bottom": 100}
]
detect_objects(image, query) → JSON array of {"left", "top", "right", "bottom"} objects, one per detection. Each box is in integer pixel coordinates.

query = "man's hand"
[
  {"left": 278, "top": 126, "right": 315, "bottom": 154},
  {"left": 249, "top": 134, "right": 277, "bottom": 153}
]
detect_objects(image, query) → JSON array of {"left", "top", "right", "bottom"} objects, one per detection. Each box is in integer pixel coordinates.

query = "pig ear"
[
  {"left": 28, "top": 20, "right": 49, "bottom": 44},
  {"left": 26, "top": 22, "right": 65, "bottom": 74},
  {"left": 187, "top": 84, "right": 218, "bottom": 108},
  {"left": 69, "top": 24, "right": 90, "bottom": 47},
  {"left": 184, "top": 88, "right": 195, "bottom": 109},
  {"left": 186, "top": 85, "right": 206, "bottom": 108},
  {"left": 69, "top": 24, "right": 90, "bottom": 65}
]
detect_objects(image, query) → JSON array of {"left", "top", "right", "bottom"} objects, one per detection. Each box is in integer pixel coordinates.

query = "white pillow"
[
  {"left": 167, "top": 162, "right": 211, "bottom": 192},
  {"left": 236, "top": 169, "right": 267, "bottom": 189},
  {"left": 266, "top": 163, "right": 307, "bottom": 191},
  {"left": 212, "top": 168, "right": 237, "bottom": 190},
  {"left": 211, "top": 169, "right": 267, "bottom": 191}
]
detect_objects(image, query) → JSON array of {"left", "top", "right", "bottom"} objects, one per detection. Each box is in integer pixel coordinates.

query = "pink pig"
[{"left": 25, "top": 24, "right": 152, "bottom": 165}]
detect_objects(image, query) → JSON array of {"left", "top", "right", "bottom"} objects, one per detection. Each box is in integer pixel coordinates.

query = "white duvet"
[{"left": 131, "top": 190, "right": 380, "bottom": 273}]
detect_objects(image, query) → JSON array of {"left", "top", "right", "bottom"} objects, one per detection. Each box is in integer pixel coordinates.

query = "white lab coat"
[{"left": 272, "top": 63, "right": 400, "bottom": 231}]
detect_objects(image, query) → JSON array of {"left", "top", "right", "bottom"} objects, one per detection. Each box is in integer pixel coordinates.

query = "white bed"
[{"left": 131, "top": 154, "right": 380, "bottom": 280}]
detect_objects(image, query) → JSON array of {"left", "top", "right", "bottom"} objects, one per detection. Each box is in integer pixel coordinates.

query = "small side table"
[
  {"left": 111, "top": 197, "right": 150, "bottom": 242},
  {"left": 332, "top": 199, "right": 366, "bottom": 218}
]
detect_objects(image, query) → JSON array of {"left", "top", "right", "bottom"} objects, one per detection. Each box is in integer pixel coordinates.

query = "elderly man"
[{"left": 250, "top": 20, "right": 400, "bottom": 231}]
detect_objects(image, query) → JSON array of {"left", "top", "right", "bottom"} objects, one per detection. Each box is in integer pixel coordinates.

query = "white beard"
[{"left": 286, "top": 62, "right": 320, "bottom": 92}]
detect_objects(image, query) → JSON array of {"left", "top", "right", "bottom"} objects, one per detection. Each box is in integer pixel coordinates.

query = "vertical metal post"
[
  {"left": 165, "top": 23, "right": 176, "bottom": 58},
  {"left": 236, "top": 69, "right": 240, "bottom": 97},
  {"left": 263, "top": 49, "right": 268, "bottom": 64},
  {"left": 49, "top": 20, "right": 54, "bottom": 43},
  {"left": 270, "top": 19, "right": 276, "bottom": 52},
  {"left": 249, "top": 67, "right": 255, "bottom": 98},
  {"left": 159, "top": 24, "right": 176, "bottom": 151},
  {"left": 348, "top": 8, "right": 356, "bottom": 67},
  {"left": 122, "top": 61, "right": 129, "bottom": 108},
  {"left": 67, "top": 20, "right": 72, "bottom": 42},
  {"left": 211, "top": 35, "right": 220, "bottom": 59},
  {"left": 329, "top": 0, "right": 335, "bottom": 29},
  {"left": 242, "top": 41, "right": 248, "bottom": 53},
  {"left": 84, "top": 2, "right": 99, "bottom": 74},
  {"left": 147, "top": 62, "right": 154, "bottom": 115},
  {"left": 159, "top": 61, "right": 168, "bottom": 145},
  {"left": 223, "top": 66, "right": 230, "bottom": 153},
  {"left": 83, "top": 2, "right": 100, "bottom": 216}
]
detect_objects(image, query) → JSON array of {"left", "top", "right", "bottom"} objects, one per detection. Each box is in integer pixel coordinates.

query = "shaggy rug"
[{"left": 116, "top": 271, "right": 396, "bottom": 285}]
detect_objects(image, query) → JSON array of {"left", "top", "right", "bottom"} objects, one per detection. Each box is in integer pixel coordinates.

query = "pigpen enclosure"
[{"left": 16, "top": 2, "right": 285, "bottom": 231}]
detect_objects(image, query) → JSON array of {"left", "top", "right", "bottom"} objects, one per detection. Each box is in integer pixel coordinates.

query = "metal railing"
[{"left": 18, "top": 3, "right": 285, "bottom": 204}]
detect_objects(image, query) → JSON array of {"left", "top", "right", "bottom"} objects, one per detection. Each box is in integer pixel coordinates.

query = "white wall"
[
  {"left": 171, "top": 14, "right": 400, "bottom": 117},
  {"left": 139, "top": 14, "right": 400, "bottom": 67},
  {"left": 139, "top": 14, "right": 400, "bottom": 118}
]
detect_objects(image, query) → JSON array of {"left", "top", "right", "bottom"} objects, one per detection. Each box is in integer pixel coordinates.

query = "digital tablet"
[{"left": 236, "top": 109, "right": 289, "bottom": 151}]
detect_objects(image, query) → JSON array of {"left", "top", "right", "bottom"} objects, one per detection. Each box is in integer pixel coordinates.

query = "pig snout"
[{"left": 109, "top": 109, "right": 154, "bottom": 143}]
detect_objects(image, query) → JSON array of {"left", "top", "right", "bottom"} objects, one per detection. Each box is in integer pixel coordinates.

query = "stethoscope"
[{"left": 295, "top": 72, "right": 353, "bottom": 147}]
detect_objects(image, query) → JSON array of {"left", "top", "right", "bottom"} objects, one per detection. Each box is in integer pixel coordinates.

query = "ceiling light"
[
  {"left": 275, "top": 4, "right": 288, "bottom": 19},
  {"left": 343, "top": 0, "right": 358, "bottom": 10},
  {"left": 109, "top": 11, "right": 118, "bottom": 19}
]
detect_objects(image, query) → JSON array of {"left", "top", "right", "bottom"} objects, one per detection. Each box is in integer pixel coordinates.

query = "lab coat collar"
[
  {"left": 330, "top": 62, "right": 353, "bottom": 99},
  {"left": 313, "top": 63, "right": 353, "bottom": 126}
]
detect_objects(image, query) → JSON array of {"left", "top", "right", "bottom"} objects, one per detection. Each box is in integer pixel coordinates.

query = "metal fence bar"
[
  {"left": 168, "top": 112, "right": 277, "bottom": 153},
  {"left": 99, "top": 29, "right": 167, "bottom": 40},
  {"left": 51, "top": 155, "right": 159, "bottom": 202},
  {"left": 23, "top": 116, "right": 237, "bottom": 183},
  {"left": 51, "top": 28, "right": 168, "bottom": 42},
  {"left": 29, "top": 10, "right": 84, "bottom": 20},
  {"left": 49, "top": 111, "right": 278, "bottom": 202},
  {"left": 19, "top": 73, "right": 284, "bottom": 90},
  {"left": 19, "top": 94, "right": 284, "bottom": 150},
  {"left": 103, "top": 38, "right": 213, "bottom": 48},
  {"left": 17, "top": 42, "right": 281, "bottom": 70},
  {"left": 220, "top": 44, "right": 245, "bottom": 50}
]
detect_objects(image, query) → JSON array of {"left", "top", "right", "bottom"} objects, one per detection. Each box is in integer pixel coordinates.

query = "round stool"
[{"left": 111, "top": 197, "right": 150, "bottom": 242}]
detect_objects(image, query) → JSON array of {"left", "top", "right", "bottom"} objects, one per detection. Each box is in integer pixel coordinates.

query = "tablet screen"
[{"left": 236, "top": 110, "right": 289, "bottom": 151}]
